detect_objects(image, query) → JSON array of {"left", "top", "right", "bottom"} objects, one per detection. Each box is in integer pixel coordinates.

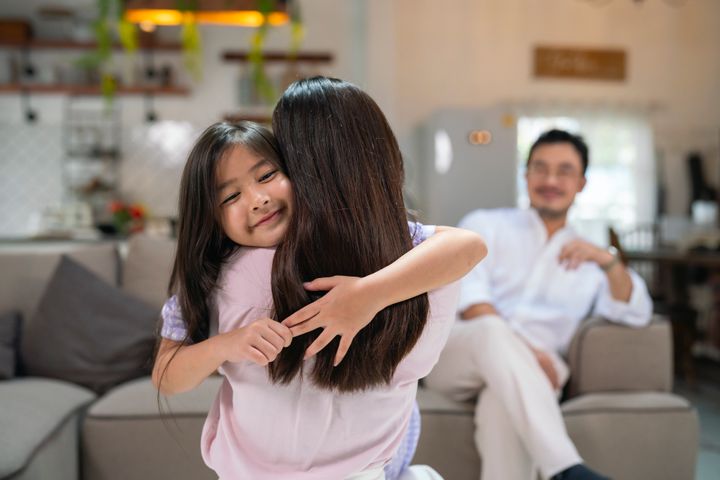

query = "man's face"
[{"left": 525, "top": 143, "right": 586, "bottom": 220}]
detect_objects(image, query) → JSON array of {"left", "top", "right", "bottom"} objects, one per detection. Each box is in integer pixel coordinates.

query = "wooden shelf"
[
  {"left": 0, "top": 84, "right": 190, "bottom": 96},
  {"left": 0, "top": 39, "right": 183, "bottom": 51},
  {"left": 222, "top": 50, "right": 333, "bottom": 64}
]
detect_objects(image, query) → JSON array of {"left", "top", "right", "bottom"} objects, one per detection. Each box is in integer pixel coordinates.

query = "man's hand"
[
  {"left": 460, "top": 302, "right": 499, "bottom": 320},
  {"left": 529, "top": 346, "right": 560, "bottom": 390},
  {"left": 281, "top": 276, "right": 385, "bottom": 366},
  {"left": 558, "top": 239, "right": 614, "bottom": 270}
]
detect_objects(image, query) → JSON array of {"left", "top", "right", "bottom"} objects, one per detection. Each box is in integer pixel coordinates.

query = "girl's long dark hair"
[
  {"left": 163, "top": 121, "right": 283, "bottom": 352},
  {"left": 269, "top": 76, "right": 429, "bottom": 392},
  {"left": 157, "top": 122, "right": 282, "bottom": 421}
]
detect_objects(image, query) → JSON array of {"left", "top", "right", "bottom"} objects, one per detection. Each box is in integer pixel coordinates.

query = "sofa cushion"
[
  {"left": 562, "top": 392, "right": 698, "bottom": 480},
  {"left": 0, "top": 310, "right": 22, "bottom": 379},
  {"left": 20, "top": 255, "right": 158, "bottom": 394},
  {"left": 122, "top": 234, "right": 177, "bottom": 311},
  {"left": 561, "top": 391, "right": 691, "bottom": 413},
  {"left": 83, "top": 376, "right": 220, "bottom": 480},
  {"left": 0, "top": 242, "right": 119, "bottom": 326},
  {"left": 566, "top": 316, "right": 672, "bottom": 396},
  {"left": 87, "top": 375, "right": 222, "bottom": 418},
  {"left": 0, "top": 378, "right": 95, "bottom": 478},
  {"left": 414, "top": 387, "right": 479, "bottom": 480},
  {"left": 416, "top": 385, "right": 474, "bottom": 414}
]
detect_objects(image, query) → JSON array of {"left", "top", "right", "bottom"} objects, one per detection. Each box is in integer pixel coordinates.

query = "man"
[{"left": 424, "top": 129, "right": 652, "bottom": 480}]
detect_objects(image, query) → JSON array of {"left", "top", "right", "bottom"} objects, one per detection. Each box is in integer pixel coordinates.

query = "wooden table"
[
  {"left": 624, "top": 249, "right": 720, "bottom": 268},
  {"left": 624, "top": 248, "right": 720, "bottom": 384}
]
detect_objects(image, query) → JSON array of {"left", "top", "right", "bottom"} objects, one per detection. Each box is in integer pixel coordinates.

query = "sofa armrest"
[{"left": 566, "top": 315, "right": 672, "bottom": 397}]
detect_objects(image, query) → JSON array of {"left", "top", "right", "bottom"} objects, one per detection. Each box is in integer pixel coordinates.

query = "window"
[{"left": 516, "top": 114, "right": 655, "bottom": 243}]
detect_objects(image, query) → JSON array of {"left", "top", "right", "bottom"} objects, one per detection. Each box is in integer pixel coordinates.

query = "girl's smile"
[{"left": 253, "top": 208, "right": 284, "bottom": 228}]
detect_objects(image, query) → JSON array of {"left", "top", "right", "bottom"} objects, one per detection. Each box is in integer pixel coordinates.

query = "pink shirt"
[{"left": 200, "top": 247, "right": 460, "bottom": 480}]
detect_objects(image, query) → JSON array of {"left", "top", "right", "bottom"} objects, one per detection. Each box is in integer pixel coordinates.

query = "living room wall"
[{"left": 371, "top": 0, "right": 720, "bottom": 217}]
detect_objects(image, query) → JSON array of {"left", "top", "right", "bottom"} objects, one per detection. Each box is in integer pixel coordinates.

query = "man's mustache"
[{"left": 535, "top": 188, "right": 564, "bottom": 195}]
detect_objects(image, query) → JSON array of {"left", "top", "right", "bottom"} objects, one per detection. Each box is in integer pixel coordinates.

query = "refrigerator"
[{"left": 413, "top": 106, "right": 518, "bottom": 227}]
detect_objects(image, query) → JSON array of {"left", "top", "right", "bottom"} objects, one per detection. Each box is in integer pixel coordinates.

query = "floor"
[{"left": 673, "top": 359, "right": 720, "bottom": 479}]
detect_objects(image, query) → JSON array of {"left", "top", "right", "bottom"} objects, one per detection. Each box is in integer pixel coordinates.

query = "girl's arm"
[
  {"left": 283, "top": 225, "right": 487, "bottom": 365},
  {"left": 152, "top": 318, "right": 292, "bottom": 395}
]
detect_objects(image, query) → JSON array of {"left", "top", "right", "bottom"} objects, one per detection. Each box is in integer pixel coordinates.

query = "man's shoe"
[{"left": 550, "top": 464, "right": 610, "bottom": 480}]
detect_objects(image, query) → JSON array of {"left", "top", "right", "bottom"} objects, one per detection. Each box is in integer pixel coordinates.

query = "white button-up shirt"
[{"left": 458, "top": 208, "right": 653, "bottom": 354}]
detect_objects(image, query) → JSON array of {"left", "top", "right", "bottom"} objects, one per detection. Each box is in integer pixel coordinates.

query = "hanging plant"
[
  {"left": 80, "top": 0, "right": 200, "bottom": 104},
  {"left": 177, "top": 0, "right": 203, "bottom": 81},
  {"left": 81, "top": 0, "right": 302, "bottom": 105},
  {"left": 251, "top": 0, "right": 304, "bottom": 104},
  {"left": 77, "top": 0, "right": 138, "bottom": 105}
]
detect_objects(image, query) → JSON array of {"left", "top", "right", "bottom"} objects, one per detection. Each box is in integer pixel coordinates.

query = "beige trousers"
[{"left": 424, "top": 315, "right": 582, "bottom": 480}]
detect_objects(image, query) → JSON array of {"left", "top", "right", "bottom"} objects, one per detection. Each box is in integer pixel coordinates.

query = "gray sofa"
[
  {"left": 0, "top": 235, "right": 699, "bottom": 480},
  {"left": 415, "top": 317, "right": 699, "bottom": 480}
]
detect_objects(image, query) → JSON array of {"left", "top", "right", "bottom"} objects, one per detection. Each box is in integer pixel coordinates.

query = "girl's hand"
[
  {"left": 219, "top": 318, "right": 292, "bottom": 366},
  {"left": 282, "top": 276, "right": 385, "bottom": 366}
]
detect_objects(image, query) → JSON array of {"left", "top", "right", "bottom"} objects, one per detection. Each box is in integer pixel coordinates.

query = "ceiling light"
[{"left": 125, "top": 0, "right": 289, "bottom": 27}]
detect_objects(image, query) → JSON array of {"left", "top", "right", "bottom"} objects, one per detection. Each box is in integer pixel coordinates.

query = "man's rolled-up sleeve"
[{"left": 592, "top": 269, "right": 653, "bottom": 327}]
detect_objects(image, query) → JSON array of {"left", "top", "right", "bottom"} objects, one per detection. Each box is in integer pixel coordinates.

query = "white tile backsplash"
[
  {"left": 0, "top": 120, "right": 200, "bottom": 237},
  {"left": 0, "top": 124, "right": 64, "bottom": 236}
]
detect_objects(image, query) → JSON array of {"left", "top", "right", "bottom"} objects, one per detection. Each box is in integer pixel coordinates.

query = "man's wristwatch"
[{"left": 600, "top": 246, "right": 621, "bottom": 272}]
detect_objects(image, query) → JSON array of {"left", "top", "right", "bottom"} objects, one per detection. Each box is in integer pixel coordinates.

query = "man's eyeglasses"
[{"left": 526, "top": 163, "right": 581, "bottom": 181}]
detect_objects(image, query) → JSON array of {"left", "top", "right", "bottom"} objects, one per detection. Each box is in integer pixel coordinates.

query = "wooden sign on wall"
[{"left": 533, "top": 46, "right": 626, "bottom": 81}]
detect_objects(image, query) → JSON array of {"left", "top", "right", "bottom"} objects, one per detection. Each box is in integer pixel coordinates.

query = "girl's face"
[{"left": 216, "top": 145, "right": 293, "bottom": 248}]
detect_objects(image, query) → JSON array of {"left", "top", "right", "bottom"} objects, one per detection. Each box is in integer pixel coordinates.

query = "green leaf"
[
  {"left": 289, "top": 0, "right": 304, "bottom": 55},
  {"left": 181, "top": 17, "right": 203, "bottom": 81},
  {"left": 75, "top": 52, "right": 102, "bottom": 69},
  {"left": 117, "top": 18, "right": 138, "bottom": 54},
  {"left": 97, "top": 0, "right": 111, "bottom": 17},
  {"left": 101, "top": 72, "right": 116, "bottom": 107},
  {"left": 258, "top": 0, "right": 275, "bottom": 16},
  {"left": 93, "top": 20, "right": 111, "bottom": 61}
]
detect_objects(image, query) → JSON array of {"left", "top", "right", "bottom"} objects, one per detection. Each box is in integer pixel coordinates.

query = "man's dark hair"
[{"left": 527, "top": 129, "right": 589, "bottom": 175}]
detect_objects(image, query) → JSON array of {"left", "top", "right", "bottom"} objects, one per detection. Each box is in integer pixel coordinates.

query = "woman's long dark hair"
[
  {"left": 161, "top": 122, "right": 283, "bottom": 372},
  {"left": 269, "top": 76, "right": 430, "bottom": 392}
]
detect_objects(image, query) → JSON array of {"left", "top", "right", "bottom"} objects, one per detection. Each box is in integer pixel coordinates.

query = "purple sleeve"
[
  {"left": 408, "top": 221, "right": 436, "bottom": 247},
  {"left": 160, "top": 295, "right": 189, "bottom": 342}
]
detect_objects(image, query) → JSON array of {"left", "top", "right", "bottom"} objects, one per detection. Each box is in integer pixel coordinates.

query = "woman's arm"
[
  {"left": 152, "top": 318, "right": 292, "bottom": 395},
  {"left": 360, "top": 225, "right": 486, "bottom": 306},
  {"left": 283, "top": 225, "right": 487, "bottom": 365}
]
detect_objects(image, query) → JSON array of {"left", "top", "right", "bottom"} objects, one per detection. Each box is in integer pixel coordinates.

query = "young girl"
[{"left": 153, "top": 79, "right": 486, "bottom": 479}]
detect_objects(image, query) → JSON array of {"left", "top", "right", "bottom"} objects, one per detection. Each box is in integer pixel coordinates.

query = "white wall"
[{"left": 379, "top": 0, "right": 720, "bottom": 216}]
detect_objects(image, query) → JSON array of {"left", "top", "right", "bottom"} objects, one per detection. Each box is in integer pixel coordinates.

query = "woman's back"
[{"left": 201, "top": 247, "right": 459, "bottom": 480}]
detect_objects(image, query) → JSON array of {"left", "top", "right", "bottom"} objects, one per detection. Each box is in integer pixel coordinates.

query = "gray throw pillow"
[
  {"left": 0, "top": 311, "right": 22, "bottom": 379},
  {"left": 21, "top": 255, "right": 158, "bottom": 394}
]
